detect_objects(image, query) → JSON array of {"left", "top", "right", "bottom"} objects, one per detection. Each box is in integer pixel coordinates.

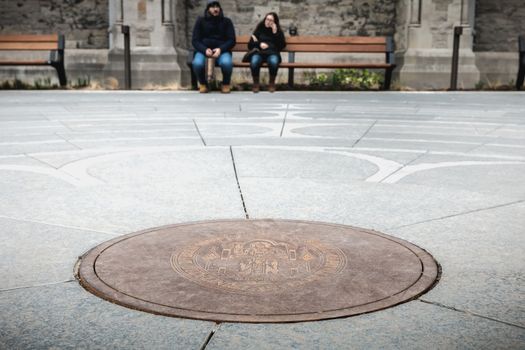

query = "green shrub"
[
  {"left": 33, "top": 77, "right": 57, "bottom": 89},
  {"left": 0, "top": 78, "right": 59, "bottom": 89},
  {"left": 305, "top": 68, "right": 383, "bottom": 90},
  {"left": 73, "top": 76, "right": 91, "bottom": 88}
]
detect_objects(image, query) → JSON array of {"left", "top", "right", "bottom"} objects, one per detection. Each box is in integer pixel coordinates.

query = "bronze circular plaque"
[{"left": 77, "top": 219, "right": 439, "bottom": 323}]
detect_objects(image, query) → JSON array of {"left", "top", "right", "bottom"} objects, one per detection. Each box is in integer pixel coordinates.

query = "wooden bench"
[
  {"left": 188, "top": 35, "right": 396, "bottom": 90},
  {"left": 0, "top": 34, "right": 67, "bottom": 87},
  {"left": 517, "top": 35, "right": 525, "bottom": 91}
]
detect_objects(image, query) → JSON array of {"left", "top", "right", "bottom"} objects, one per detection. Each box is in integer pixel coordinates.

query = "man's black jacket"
[{"left": 192, "top": 9, "right": 236, "bottom": 54}]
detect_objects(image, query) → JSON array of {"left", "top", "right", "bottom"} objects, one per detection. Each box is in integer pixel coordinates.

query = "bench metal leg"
[
  {"left": 517, "top": 65, "right": 524, "bottom": 91},
  {"left": 53, "top": 63, "right": 67, "bottom": 87},
  {"left": 383, "top": 68, "right": 393, "bottom": 90},
  {"left": 189, "top": 64, "right": 198, "bottom": 90},
  {"left": 186, "top": 50, "right": 198, "bottom": 90},
  {"left": 288, "top": 51, "right": 295, "bottom": 88},
  {"left": 288, "top": 67, "right": 295, "bottom": 88}
]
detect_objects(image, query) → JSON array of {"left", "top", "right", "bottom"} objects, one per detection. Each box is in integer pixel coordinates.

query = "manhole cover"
[{"left": 77, "top": 219, "right": 439, "bottom": 323}]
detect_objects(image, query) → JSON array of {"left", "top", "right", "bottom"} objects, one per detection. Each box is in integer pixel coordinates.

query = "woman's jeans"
[
  {"left": 250, "top": 54, "right": 280, "bottom": 77},
  {"left": 192, "top": 51, "right": 233, "bottom": 85}
]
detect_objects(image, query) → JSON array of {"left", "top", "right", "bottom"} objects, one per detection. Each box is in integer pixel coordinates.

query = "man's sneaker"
[
  {"left": 221, "top": 84, "right": 231, "bottom": 93},
  {"left": 199, "top": 84, "right": 208, "bottom": 93}
]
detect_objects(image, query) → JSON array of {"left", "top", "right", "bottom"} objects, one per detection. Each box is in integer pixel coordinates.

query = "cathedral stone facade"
[{"left": 0, "top": 0, "right": 523, "bottom": 89}]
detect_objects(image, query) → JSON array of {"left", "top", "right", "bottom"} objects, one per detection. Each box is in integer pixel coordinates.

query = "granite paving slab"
[
  {"left": 205, "top": 137, "right": 359, "bottom": 148},
  {"left": 0, "top": 147, "right": 245, "bottom": 234},
  {"left": 0, "top": 282, "right": 214, "bottom": 350},
  {"left": 0, "top": 142, "right": 81, "bottom": 157},
  {"left": 231, "top": 147, "right": 378, "bottom": 180},
  {"left": 389, "top": 201, "right": 525, "bottom": 327},
  {"left": 286, "top": 123, "right": 374, "bottom": 139},
  {"left": 0, "top": 91, "right": 523, "bottom": 349},
  {"left": 354, "top": 138, "right": 480, "bottom": 153},
  {"left": 206, "top": 301, "right": 524, "bottom": 350},
  {"left": 468, "top": 144, "right": 525, "bottom": 158},
  {"left": 0, "top": 217, "right": 115, "bottom": 290},
  {"left": 386, "top": 159, "right": 525, "bottom": 197},
  {"left": 237, "top": 177, "right": 512, "bottom": 231}
]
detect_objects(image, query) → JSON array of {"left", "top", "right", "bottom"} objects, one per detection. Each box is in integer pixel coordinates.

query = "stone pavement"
[{"left": 0, "top": 90, "right": 524, "bottom": 349}]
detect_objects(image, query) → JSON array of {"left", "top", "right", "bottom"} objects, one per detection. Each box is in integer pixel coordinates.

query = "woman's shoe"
[
  {"left": 221, "top": 84, "right": 231, "bottom": 93},
  {"left": 268, "top": 75, "right": 276, "bottom": 93},
  {"left": 199, "top": 84, "right": 208, "bottom": 93},
  {"left": 252, "top": 76, "right": 260, "bottom": 93}
]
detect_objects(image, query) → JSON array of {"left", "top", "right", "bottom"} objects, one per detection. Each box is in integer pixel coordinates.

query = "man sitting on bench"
[{"left": 191, "top": 0, "right": 236, "bottom": 94}]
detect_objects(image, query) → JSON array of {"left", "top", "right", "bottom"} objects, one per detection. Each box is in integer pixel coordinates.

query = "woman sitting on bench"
[{"left": 248, "top": 12, "right": 286, "bottom": 93}]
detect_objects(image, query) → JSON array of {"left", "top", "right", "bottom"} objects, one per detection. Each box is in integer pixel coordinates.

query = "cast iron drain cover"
[{"left": 77, "top": 219, "right": 439, "bottom": 323}]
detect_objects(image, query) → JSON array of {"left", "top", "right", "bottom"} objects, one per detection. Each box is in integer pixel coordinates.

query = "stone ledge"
[{"left": 475, "top": 52, "right": 519, "bottom": 85}]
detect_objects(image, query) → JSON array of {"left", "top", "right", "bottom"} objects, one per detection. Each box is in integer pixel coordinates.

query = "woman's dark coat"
[{"left": 248, "top": 26, "right": 286, "bottom": 62}]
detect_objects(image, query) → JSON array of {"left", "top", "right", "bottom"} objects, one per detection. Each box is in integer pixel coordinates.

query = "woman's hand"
[
  {"left": 260, "top": 42, "right": 269, "bottom": 50},
  {"left": 271, "top": 23, "right": 277, "bottom": 34}
]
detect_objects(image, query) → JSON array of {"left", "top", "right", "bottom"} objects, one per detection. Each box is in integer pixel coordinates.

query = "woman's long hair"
[{"left": 254, "top": 12, "right": 282, "bottom": 33}]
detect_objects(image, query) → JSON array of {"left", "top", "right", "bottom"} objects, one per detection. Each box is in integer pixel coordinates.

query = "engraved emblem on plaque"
[{"left": 171, "top": 236, "right": 347, "bottom": 295}]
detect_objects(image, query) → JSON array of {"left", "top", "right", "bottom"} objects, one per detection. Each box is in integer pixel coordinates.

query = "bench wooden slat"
[
  {"left": 0, "top": 42, "right": 59, "bottom": 50},
  {"left": 233, "top": 35, "right": 387, "bottom": 45},
  {"left": 0, "top": 60, "right": 50, "bottom": 65},
  {"left": 285, "top": 36, "right": 387, "bottom": 45},
  {"left": 233, "top": 62, "right": 394, "bottom": 69},
  {"left": 0, "top": 33, "right": 67, "bottom": 86},
  {"left": 189, "top": 34, "right": 395, "bottom": 90},
  {"left": 232, "top": 43, "right": 387, "bottom": 53},
  {"left": 281, "top": 44, "right": 387, "bottom": 53},
  {"left": 232, "top": 35, "right": 387, "bottom": 52},
  {"left": 0, "top": 34, "right": 60, "bottom": 42}
]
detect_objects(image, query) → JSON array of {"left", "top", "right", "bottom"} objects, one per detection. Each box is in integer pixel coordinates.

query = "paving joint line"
[
  {"left": 54, "top": 132, "right": 83, "bottom": 150},
  {"left": 58, "top": 120, "right": 75, "bottom": 133},
  {"left": 351, "top": 120, "right": 377, "bottom": 148},
  {"left": 25, "top": 153, "right": 59, "bottom": 169},
  {"left": 464, "top": 141, "right": 489, "bottom": 154},
  {"left": 0, "top": 279, "right": 76, "bottom": 293},
  {"left": 389, "top": 199, "right": 525, "bottom": 230},
  {"left": 378, "top": 150, "right": 429, "bottom": 183},
  {"left": 193, "top": 119, "right": 207, "bottom": 146},
  {"left": 0, "top": 214, "right": 120, "bottom": 236},
  {"left": 419, "top": 299, "right": 525, "bottom": 329},
  {"left": 483, "top": 124, "right": 505, "bottom": 136},
  {"left": 229, "top": 146, "right": 249, "bottom": 219},
  {"left": 199, "top": 323, "right": 221, "bottom": 350},
  {"left": 279, "top": 105, "right": 289, "bottom": 137}
]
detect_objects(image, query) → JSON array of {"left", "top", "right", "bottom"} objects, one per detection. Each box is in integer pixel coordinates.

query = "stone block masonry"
[
  {"left": 0, "top": 0, "right": 524, "bottom": 88},
  {"left": 474, "top": 0, "right": 525, "bottom": 52},
  {"left": 473, "top": 0, "right": 525, "bottom": 85},
  {"left": 0, "top": 0, "right": 109, "bottom": 49},
  {"left": 185, "top": 0, "right": 395, "bottom": 41}
]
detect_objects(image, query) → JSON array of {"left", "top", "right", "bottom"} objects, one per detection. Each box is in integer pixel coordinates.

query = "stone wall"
[
  {"left": 2, "top": 0, "right": 524, "bottom": 53},
  {"left": 185, "top": 0, "right": 396, "bottom": 49},
  {"left": 175, "top": 0, "right": 190, "bottom": 48},
  {"left": 0, "top": 0, "right": 109, "bottom": 49},
  {"left": 1, "top": 0, "right": 524, "bottom": 88},
  {"left": 429, "top": 0, "right": 458, "bottom": 49},
  {"left": 394, "top": 0, "right": 409, "bottom": 52},
  {"left": 474, "top": 0, "right": 525, "bottom": 52}
]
